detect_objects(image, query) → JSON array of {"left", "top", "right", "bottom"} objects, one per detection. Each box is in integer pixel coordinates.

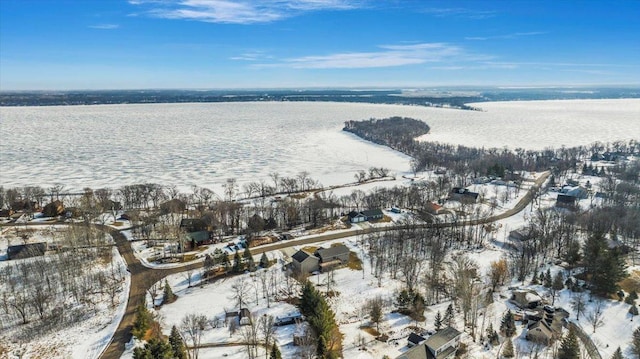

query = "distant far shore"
[{"left": 2, "top": 87, "right": 639, "bottom": 107}]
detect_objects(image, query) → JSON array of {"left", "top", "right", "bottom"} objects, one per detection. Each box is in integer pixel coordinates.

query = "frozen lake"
[{"left": 1, "top": 99, "right": 638, "bottom": 193}]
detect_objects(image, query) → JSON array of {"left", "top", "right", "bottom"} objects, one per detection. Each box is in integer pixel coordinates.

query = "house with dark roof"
[
  {"left": 347, "top": 208, "right": 384, "bottom": 223},
  {"left": 291, "top": 250, "right": 320, "bottom": 274},
  {"left": 397, "top": 327, "right": 462, "bottom": 359},
  {"left": 407, "top": 333, "right": 426, "bottom": 347},
  {"left": 556, "top": 194, "right": 578, "bottom": 210},
  {"left": 449, "top": 188, "right": 479, "bottom": 204}
]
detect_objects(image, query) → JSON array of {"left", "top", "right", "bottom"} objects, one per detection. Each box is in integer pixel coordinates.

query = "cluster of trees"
[
  {"left": 132, "top": 304, "right": 187, "bottom": 359},
  {"left": 344, "top": 117, "right": 431, "bottom": 155},
  {"left": 0, "top": 226, "right": 124, "bottom": 342},
  {"left": 345, "top": 118, "right": 639, "bottom": 184},
  {"left": 298, "top": 281, "right": 341, "bottom": 359}
]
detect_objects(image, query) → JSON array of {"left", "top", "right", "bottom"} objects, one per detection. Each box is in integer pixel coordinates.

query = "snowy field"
[{"left": 2, "top": 99, "right": 639, "bottom": 194}]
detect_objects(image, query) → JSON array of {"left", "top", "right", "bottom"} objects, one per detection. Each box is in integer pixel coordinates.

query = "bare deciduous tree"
[{"left": 181, "top": 313, "right": 208, "bottom": 359}]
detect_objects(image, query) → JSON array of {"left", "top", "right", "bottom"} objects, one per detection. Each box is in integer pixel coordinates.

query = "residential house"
[
  {"left": 224, "top": 308, "right": 252, "bottom": 327},
  {"left": 425, "top": 202, "right": 443, "bottom": 215},
  {"left": 291, "top": 244, "right": 352, "bottom": 274},
  {"left": 275, "top": 313, "right": 303, "bottom": 326},
  {"left": 180, "top": 218, "right": 213, "bottom": 248},
  {"left": 397, "top": 326, "right": 462, "bottom": 359},
  {"left": 555, "top": 194, "right": 578, "bottom": 210},
  {"left": 526, "top": 320, "right": 554, "bottom": 345},
  {"left": 316, "top": 244, "right": 350, "bottom": 263},
  {"left": 510, "top": 289, "right": 543, "bottom": 309},
  {"left": 407, "top": 333, "right": 426, "bottom": 347},
  {"left": 347, "top": 208, "right": 384, "bottom": 223},
  {"left": 291, "top": 250, "right": 320, "bottom": 274},
  {"left": 239, "top": 308, "right": 252, "bottom": 326},
  {"left": 449, "top": 188, "right": 479, "bottom": 204},
  {"left": 525, "top": 306, "right": 569, "bottom": 345}
]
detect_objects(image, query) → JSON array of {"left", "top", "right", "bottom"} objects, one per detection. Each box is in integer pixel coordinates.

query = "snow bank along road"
[{"left": 98, "top": 171, "right": 549, "bottom": 359}]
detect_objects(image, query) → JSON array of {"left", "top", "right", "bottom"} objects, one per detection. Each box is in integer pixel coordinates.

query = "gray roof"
[
  {"left": 362, "top": 208, "right": 383, "bottom": 217},
  {"left": 316, "top": 244, "right": 349, "bottom": 261},
  {"left": 425, "top": 326, "right": 461, "bottom": 352},
  {"left": 397, "top": 344, "right": 429, "bottom": 359}
]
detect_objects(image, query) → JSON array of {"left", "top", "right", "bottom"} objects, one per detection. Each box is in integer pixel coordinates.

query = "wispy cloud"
[
  {"left": 230, "top": 51, "right": 273, "bottom": 61},
  {"left": 130, "top": 0, "right": 363, "bottom": 24},
  {"left": 254, "top": 43, "right": 490, "bottom": 69},
  {"left": 421, "top": 7, "right": 497, "bottom": 19},
  {"left": 88, "top": 24, "right": 120, "bottom": 29},
  {"left": 431, "top": 61, "right": 628, "bottom": 72},
  {"left": 465, "top": 32, "right": 546, "bottom": 41}
]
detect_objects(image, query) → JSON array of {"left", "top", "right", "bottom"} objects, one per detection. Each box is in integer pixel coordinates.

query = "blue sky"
[{"left": 1, "top": 0, "right": 639, "bottom": 90}]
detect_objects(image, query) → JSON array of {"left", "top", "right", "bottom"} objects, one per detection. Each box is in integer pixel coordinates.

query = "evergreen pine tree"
[
  {"left": 551, "top": 272, "right": 564, "bottom": 305},
  {"left": 132, "top": 303, "right": 153, "bottom": 339},
  {"left": 531, "top": 269, "right": 539, "bottom": 285},
  {"left": 444, "top": 303, "right": 454, "bottom": 327},
  {"left": 558, "top": 328, "right": 580, "bottom": 359},
  {"left": 169, "top": 325, "right": 187, "bottom": 359},
  {"left": 163, "top": 280, "right": 176, "bottom": 304},
  {"left": 243, "top": 247, "right": 255, "bottom": 271},
  {"left": 485, "top": 322, "right": 499, "bottom": 345},
  {"left": 502, "top": 338, "right": 514, "bottom": 358},
  {"left": 610, "top": 346, "right": 623, "bottom": 359},
  {"left": 222, "top": 251, "right": 231, "bottom": 271},
  {"left": 591, "top": 248, "right": 628, "bottom": 295},
  {"left": 269, "top": 342, "right": 282, "bottom": 359},
  {"left": 260, "top": 252, "right": 270, "bottom": 268},
  {"left": 317, "top": 335, "right": 328, "bottom": 358},
  {"left": 544, "top": 269, "right": 552, "bottom": 287},
  {"left": 500, "top": 310, "right": 516, "bottom": 337},
  {"left": 232, "top": 251, "right": 242, "bottom": 273},
  {"left": 133, "top": 338, "right": 173, "bottom": 359},
  {"left": 434, "top": 311, "right": 443, "bottom": 331},
  {"left": 632, "top": 327, "right": 640, "bottom": 358}
]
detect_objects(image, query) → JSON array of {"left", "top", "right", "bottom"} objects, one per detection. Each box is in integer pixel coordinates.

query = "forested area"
[{"left": 0, "top": 226, "right": 125, "bottom": 341}]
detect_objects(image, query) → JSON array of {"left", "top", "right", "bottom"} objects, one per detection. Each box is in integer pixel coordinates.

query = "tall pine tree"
[
  {"left": 500, "top": 310, "right": 516, "bottom": 337},
  {"left": 444, "top": 303, "right": 454, "bottom": 327},
  {"left": 169, "top": 325, "right": 187, "bottom": 359},
  {"left": 502, "top": 338, "right": 514, "bottom": 358},
  {"left": 163, "top": 280, "right": 176, "bottom": 304},
  {"left": 610, "top": 347, "right": 623, "bottom": 359},
  {"left": 557, "top": 328, "right": 580, "bottom": 359},
  {"left": 269, "top": 342, "right": 282, "bottom": 359},
  {"left": 434, "top": 311, "right": 443, "bottom": 331}
]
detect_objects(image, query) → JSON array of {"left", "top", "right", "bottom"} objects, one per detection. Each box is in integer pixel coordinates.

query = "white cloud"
[
  {"left": 88, "top": 24, "right": 120, "bottom": 29},
  {"left": 130, "top": 0, "right": 362, "bottom": 24},
  {"left": 421, "top": 7, "right": 497, "bottom": 19},
  {"left": 254, "top": 42, "right": 488, "bottom": 69},
  {"left": 230, "top": 51, "right": 273, "bottom": 61},
  {"left": 465, "top": 32, "right": 546, "bottom": 41}
]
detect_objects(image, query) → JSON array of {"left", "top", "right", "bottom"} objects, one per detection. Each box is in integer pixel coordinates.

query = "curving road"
[{"left": 97, "top": 171, "right": 549, "bottom": 359}]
